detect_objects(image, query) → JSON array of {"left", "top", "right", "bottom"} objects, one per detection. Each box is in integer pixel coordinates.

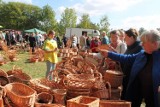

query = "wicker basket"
[
  {"left": 29, "top": 78, "right": 63, "bottom": 94},
  {"left": 0, "top": 76, "right": 9, "bottom": 86},
  {"left": 36, "top": 92, "right": 53, "bottom": 104},
  {"left": 8, "top": 75, "right": 25, "bottom": 83},
  {"left": 52, "top": 89, "right": 67, "bottom": 105},
  {"left": 111, "top": 87, "right": 122, "bottom": 100},
  {"left": 99, "top": 100, "right": 131, "bottom": 107},
  {"left": 67, "top": 96, "right": 100, "bottom": 107},
  {"left": 7, "top": 70, "right": 32, "bottom": 84},
  {"left": 4, "top": 83, "right": 36, "bottom": 107},
  {"left": 67, "top": 89, "right": 90, "bottom": 98},
  {"left": 35, "top": 103, "right": 65, "bottom": 107},
  {"left": 0, "top": 69, "right": 8, "bottom": 77},
  {"left": 64, "top": 74, "right": 95, "bottom": 89},
  {"left": 104, "top": 70, "right": 123, "bottom": 88}
]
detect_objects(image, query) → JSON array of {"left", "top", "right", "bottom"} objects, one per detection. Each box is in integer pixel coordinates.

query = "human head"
[
  {"left": 47, "top": 30, "right": 55, "bottom": 39},
  {"left": 101, "top": 31, "right": 106, "bottom": 37},
  {"left": 119, "top": 29, "right": 125, "bottom": 42},
  {"left": 110, "top": 30, "right": 120, "bottom": 44},
  {"left": 140, "top": 30, "right": 160, "bottom": 54},
  {"left": 125, "top": 28, "right": 139, "bottom": 46}
]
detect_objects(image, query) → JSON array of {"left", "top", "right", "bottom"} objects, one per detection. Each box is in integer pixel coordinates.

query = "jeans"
[{"left": 46, "top": 60, "right": 56, "bottom": 80}]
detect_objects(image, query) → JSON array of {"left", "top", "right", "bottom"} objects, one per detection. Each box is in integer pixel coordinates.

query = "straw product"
[
  {"left": 7, "top": 67, "right": 32, "bottom": 84},
  {"left": 4, "top": 83, "right": 36, "bottom": 107},
  {"left": 67, "top": 96, "right": 100, "bottom": 107},
  {"left": 63, "top": 74, "right": 95, "bottom": 89},
  {"left": 36, "top": 92, "right": 53, "bottom": 104},
  {"left": 104, "top": 70, "right": 123, "bottom": 88},
  {"left": 0, "top": 69, "right": 8, "bottom": 77},
  {"left": 99, "top": 100, "right": 131, "bottom": 107},
  {"left": 52, "top": 89, "right": 67, "bottom": 105}
]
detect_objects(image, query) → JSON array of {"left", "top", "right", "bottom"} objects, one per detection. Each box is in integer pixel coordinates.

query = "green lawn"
[{"left": 0, "top": 51, "right": 46, "bottom": 79}]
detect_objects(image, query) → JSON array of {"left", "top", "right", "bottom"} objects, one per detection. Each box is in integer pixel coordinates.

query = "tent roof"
[{"left": 24, "top": 28, "right": 46, "bottom": 34}]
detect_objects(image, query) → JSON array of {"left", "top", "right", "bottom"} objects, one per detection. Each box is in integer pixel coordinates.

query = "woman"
[
  {"left": 90, "top": 36, "right": 101, "bottom": 53},
  {"left": 42, "top": 30, "right": 58, "bottom": 80},
  {"left": 109, "top": 30, "right": 127, "bottom": 54},
  {"left": 121, "top": 28, "right": 143, "bottom": 100},
  {"left": 99, "top": 30, "right": 160, "bottom": 107}
]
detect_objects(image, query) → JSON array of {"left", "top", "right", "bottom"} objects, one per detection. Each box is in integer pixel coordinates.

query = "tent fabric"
[{"left": 24, "top": 28, "right": 46, "bottom": 34}]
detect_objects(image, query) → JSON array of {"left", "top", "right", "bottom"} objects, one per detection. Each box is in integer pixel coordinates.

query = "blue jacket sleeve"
[{"left": 108, "top": 51, "right": 139, "bottom": 64}]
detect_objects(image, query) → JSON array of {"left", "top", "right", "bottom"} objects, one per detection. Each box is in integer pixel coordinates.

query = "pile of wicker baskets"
[{"left": 58, "top": 48, "right": 78, "bottom": 58}]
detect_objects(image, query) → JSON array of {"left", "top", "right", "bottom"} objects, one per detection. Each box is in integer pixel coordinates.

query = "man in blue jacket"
[{"left": 99, "top": 30, "right": 160, "bottom": 107}]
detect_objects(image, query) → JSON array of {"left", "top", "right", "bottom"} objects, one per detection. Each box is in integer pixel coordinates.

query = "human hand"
[{"left": 98, "top": 49, "right": 109, "bottom": 58}]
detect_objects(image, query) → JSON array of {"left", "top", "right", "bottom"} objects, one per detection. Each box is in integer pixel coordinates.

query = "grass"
[{"left": 0, "top": 51, "right": 46, "bottom": 79}]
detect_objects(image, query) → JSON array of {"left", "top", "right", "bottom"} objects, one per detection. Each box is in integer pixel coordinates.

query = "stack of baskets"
[
  {"left": 64, "top": 74, "right": 95, "bottom": 100},
  {"left": 91, "top": 72, "right": 111, "bottom": 100},
  {"left": 58, "top": 48, "right": 78, "bottom": 58}
]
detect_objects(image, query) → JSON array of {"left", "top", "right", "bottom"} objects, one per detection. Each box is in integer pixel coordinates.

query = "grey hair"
[{"left": 140, "top": 30, "right": 160, "bottom": 43}]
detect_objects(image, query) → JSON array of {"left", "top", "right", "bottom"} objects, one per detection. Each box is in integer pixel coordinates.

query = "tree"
[
  {"left": 59, "top": 8, "right": 77, "bottom": 35},
  {"left": 77, "top": 13, "right": 92, "bottom": 29},
  {"left": 0, "top": 2, "right": 42, "bottom": 30},
  {"left": 99, "top": 15, "right": 110, "bottom": 32},
  {"left": 139, "top": 27, "right": 146, "bottom": 35},
  {"left": 40, "top": 5, "right": 57, "bottom": 32}
]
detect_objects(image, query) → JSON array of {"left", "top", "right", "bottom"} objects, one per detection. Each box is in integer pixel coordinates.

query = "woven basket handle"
[
  {"left": 62, "top": 76, "right": 68, "bottom": 89},
  {"left": 106, "top": 81, "right": 111, "bottom": 100}
]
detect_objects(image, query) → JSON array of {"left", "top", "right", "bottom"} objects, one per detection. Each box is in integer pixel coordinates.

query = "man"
[{"left": 101, "top": 31, "right": 109, "bottom": 45}]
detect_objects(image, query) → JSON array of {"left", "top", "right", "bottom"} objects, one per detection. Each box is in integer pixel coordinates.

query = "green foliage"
[
  {"left": 139, "top": 27, "right": 146, "bottom": 35},
  {"left": 99, "top": 15, "right": 110, "bottom": 32},
  {"left": 40, "top": 5, "right": 57, "bottom": 32},
  {"left": 0, "top": 2, "right": 42, "bottom": 30},
  {"left": 77, "top": 13, "right": 91, "bottom": 28},
  {"left": 59, "top": 8, "right": 77, "bottom": 35}
]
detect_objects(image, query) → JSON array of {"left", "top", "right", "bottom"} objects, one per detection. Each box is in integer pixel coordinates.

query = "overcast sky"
[{"left": 3, "top": 0, "right": 160, "bottom": 30}]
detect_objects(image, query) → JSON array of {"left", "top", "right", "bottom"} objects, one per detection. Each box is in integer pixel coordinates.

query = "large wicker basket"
[
  {"left": 99, "top": 100, "right": 131, "bottom": 107},
  {"left": 67, "top": 96, "right": 100, "bottom": 107},
  {"left": 64, "top": 74, "right": 95, "bottom": 89},
  {"left": 104, "top": 70, "right": 123, "bottom": 88},
  {"left": 4, "top": 83, "right": 36, "bottom": 107}
]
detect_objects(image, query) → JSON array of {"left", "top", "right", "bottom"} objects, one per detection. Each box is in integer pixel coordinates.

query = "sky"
[{"left": 3, "top": 0, "right": 160, "bottom": 30}]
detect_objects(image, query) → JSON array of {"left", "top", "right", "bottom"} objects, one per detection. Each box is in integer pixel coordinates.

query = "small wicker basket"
[
  {"left": 36, "top": 92, "right": 53, "bottom": 104},
  {"left": 67, "top": 96, "right": 100, "bottom": 107}
]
